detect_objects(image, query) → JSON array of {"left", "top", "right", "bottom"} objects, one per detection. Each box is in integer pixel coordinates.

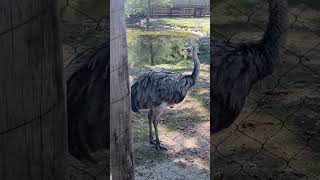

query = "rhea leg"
[
  {"left": 148, "top": 109, "right": 155, "bottom": 144},
  {"left": 151, "top": 103, "right": 167, "bottom": 150},
  {"left": 153, "top": 120, "right": 167, "bottom": 150}
]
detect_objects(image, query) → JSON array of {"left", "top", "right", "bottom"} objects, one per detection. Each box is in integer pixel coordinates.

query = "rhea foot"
[
  {"left": 149, "top": 139, "right": 157, "bottom": 145},
  {"left": 155, "top": 144, "right": 168, "bottom": 150},
  {"left": 149, "top": 139, "right": 167, "bottom": 150}
]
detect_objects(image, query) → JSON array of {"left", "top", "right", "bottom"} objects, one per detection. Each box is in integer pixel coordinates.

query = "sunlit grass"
[
  {"left": 126, "top": 28, "right": 196, "bottom": 42},
  {"left": 202, "top": 26, "right": 210, "bottom": 33},
  {"left": 160, "top": 18, "right": 210, "bottom": 33}
]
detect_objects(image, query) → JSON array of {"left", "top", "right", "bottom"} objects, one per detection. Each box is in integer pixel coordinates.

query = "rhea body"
[
  {"left": 131, "top": 46, "right": 200, "bottom": 149},
  {"left": 212, "top": 0, "right": 288, "bottom": 132}
]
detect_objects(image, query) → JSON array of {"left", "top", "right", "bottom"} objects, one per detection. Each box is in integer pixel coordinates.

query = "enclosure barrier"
[
  {"left": 211, "top": 0, "right": 320, "bottom": 179},
  {"left": 60, "top": 0, "right": 110, "bottom": 179}
]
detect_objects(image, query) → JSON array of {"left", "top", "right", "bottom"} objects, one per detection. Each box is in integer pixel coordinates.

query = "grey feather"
[
  {"left": 131, "top": 46, "right": 200, "bottom": 149},
  {"left": 131, "top": 70, "right": 195, "bottom": 112},
  {"left": 131, "top": 46, "right": 200, "bottom": 112},
  {"left": 64, "top": 42, "right": 109, "bottom": 162},
  {"left": 211, "top": 0, "right": 288, "bottom": 133}
]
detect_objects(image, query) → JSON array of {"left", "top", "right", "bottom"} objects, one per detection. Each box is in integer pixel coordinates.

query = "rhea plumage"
[
  {"left": 65, "top": 42, "right": 109, "bottom": 163},
  {"left": 131, "top": 46, "right": 200, "bottom": 149},
  {"left": 211, "top": 0, "right": 288, "bottom": 132}
]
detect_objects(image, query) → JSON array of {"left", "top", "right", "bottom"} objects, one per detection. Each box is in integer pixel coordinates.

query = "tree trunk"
[
  {"left": 146, "top": 0, "right": 151, "bottom": 29},
  {"left": 110, "top": 0, "right": 134, "bottom": 179},
  {"left": 149, "top": 37, "right": 154, "bottom": 65},
  {"left": 0, "top": 0, "right": 67, "bottom": 180}
]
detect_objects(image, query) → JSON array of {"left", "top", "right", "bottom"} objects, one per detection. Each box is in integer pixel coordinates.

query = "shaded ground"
[
  {"left": 212, "top": 3, "right": 320, "bottom": 179},
  {"left": 129, "top": 64, "right": 210, "bottom": 180}
]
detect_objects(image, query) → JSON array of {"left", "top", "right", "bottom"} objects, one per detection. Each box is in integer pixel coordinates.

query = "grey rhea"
[
  {"left": 211, "top": 0, "right": 288, "bottom": 133},
  {"left": 131, "top": 46, "right": 200, "bottom": 150},
  {"left": 65, "top": 42, "right": 109, "bottom": 163}
]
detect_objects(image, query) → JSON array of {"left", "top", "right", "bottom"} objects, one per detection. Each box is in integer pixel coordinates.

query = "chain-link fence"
[
  {"left": 211, "top": 0, "right": 320, "bottom": 179},
  {"left": 61, "top": 0, "right": 107, "bottom": 66},
  {"left": 60, "top": 0, "right": 109, "bottom": 179},
  {"left": 126, "top": 1, "right": 210, "bottom": 179}
]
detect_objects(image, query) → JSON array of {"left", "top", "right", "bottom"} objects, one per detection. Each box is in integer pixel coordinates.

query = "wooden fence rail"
[{"left": 150, "top": 5, "right": 210, "bottom": 17}]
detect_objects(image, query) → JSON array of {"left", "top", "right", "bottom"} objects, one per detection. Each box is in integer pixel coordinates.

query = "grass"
[
  {"left": 159, "top": 18, "right": 210, "bottom": 33},
  {"left": 127, "top": 28, "right": 196, "bottom": 36},
  {"left": 126, "top": 28, "right": 197, "bottom": 43},
  {"left": 144, "top": 61, "right": 192, "bottom": 70}
]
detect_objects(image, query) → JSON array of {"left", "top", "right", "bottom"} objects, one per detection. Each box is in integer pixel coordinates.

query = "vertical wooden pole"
[
  {"left": 0, "top": 0, "right": 67, "bottom": 180},
  {"left": 110, "top": 0, "right": 134, "bottom": 179}
]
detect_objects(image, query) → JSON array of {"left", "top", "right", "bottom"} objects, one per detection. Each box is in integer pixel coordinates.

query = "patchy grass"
[
  {"left": 127, "top": 28, "right": 196, "bottom": 41},
  {"left": 160, "top": 18, "right": 210, "bottom": 33}
]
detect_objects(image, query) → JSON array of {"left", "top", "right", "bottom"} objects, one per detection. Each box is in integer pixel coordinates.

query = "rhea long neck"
[
  {"left": 261, "top": 0, "right": 288, "bottom": 56},
  {"left": 190, "top": 51, "right": 200, "bottom": 84}
]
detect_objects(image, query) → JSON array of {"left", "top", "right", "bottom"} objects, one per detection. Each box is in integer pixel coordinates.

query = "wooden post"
[
  {"left": 0, "top": 0, "right": 67, "bottom": 180},
  {"left": 110, "top": 0, "right": 134, "bottom": 179},
  {"left": 147, "top": 0, "right": 151, "bottom": 29}
]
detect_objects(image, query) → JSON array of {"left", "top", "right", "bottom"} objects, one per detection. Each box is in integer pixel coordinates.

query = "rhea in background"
[
  {"left": 131, "top": 46, "right": 200, "bottom": 150},
  {"left": 211, "top": 0, "right": 288, "bottom": 132}
]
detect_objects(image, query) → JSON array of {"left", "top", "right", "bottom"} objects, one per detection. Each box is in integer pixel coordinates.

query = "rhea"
[
  {"left": 131, "top": 46, "right": 200, "bottom": 150},
  {"left": 212, "top": 0, "right": 288, "bottom": 132}
]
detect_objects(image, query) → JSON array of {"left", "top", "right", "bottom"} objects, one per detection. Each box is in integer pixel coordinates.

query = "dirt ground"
[
  {"left": 129, "top": 64, "right": 210, "bottom": 180},
  {"left": 212, "top": 4, "right": 320, "bottom": 180}
]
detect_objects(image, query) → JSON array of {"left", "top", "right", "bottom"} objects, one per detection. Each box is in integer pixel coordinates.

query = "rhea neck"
[
  {"left": 190, "top": 50, "right": 200, "bottom": 83},
  {"left": 261, "top": 0, "right": 288, "bottom": 55}
]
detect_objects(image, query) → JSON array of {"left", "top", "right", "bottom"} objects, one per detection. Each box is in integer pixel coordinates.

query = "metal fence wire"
[
  {"left": 211, "top": 0, "right": 320, "bottom": 179},
  {"left": 60, "top": 0, "right": 108, "bottom": 179},
  {"left": 126, "top": 3, "right": 211, "bottom": 179}
]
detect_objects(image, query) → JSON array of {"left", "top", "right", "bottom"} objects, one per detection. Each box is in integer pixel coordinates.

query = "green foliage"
[
  {"left": 159, "top": 18, "right": 210, "bottom": 33},
  {"left": 127, "top": 29, "right": 198, "bottom": 67},
  {"left": 125, "top": 0, "right": 171, "bottom": 17},
  {"left": 202, "top": 26, "right": 210, "bottom": 33},
  {"left": 127, "top": 29, "right": 210, "bottom": 67}
]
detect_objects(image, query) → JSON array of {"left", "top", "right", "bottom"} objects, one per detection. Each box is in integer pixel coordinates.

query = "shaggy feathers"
[
  {"left": 131, "top": 70, "right": 195, "bottom": 112},
  {"left": 211, "top": 0, "right": 288, "bottom": 132}
]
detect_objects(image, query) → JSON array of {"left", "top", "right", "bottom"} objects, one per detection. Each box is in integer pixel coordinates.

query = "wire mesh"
[
  {"left": 126, "top": 1, "right": 210, "bottom": 179},
  {"left": 211, "top": 0, "right": 320, "bottom": 179},
  {"left": 60, "top": 0, "right": 108, "bottom": 179}
]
